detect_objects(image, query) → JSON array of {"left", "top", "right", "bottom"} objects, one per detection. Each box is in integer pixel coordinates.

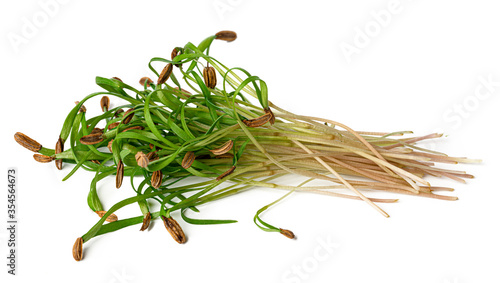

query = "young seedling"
[{"left": 14, "top": 31, "right": 480, "bottom": 261}]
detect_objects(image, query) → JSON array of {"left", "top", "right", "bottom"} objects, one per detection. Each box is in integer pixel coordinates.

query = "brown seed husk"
[
  {"left": 72, "top": 237, "right": 83, "bottom": 261},
  {"left": 90, "top": 127, "right": 104, "bottom": 135},
  {"left": 157, "top": 63, "right": 173, "bottom": 85},
  {"left": 174, "top": 87, "right": 192, "bottom": 98},
  {"left": 171, "top": 47, "right": 182, "bottom": 68},
  {"left": 79, "top": 134, "right": 103, "bottom": 145},
  {"left": 55, "top": 136, "right": 64, "bottom": 170},
  {"left": 122, "top": 126, "right": 144, "bottom": 132},
  {"left": 135, "top": 151, "right": 149, "bottom": 168},
  {"left": 264, "top": 108, "right": 275, "bottom": 125},
  {"left": 161, "top": 216, "right": 187, "bottom": 244},
  {"left": 215, "top": 30, "right": 237, "bottom": 42},
  {"left": 215, "top": 153, "right": 234, "bottom": 159},
  {"left": 111, "top": 77, "right": 123, "bottom": 82},
  {"left": 181, "top": 151, "right": 196, "bottom": 169},
  {"left": 114, "top": 108, "right": 124, "bottom": 117},
  {"left": 195, "top": 154, "right": 211, "bottom": 159},
  {"left": 242, "top": 112, "right": 272, "bottom": 128},
  {"left": 140, "top": 212, "right": 152, "bottom": 231},
  {"left": 107, "top": 122, "right": 120, "bottom": 130},
  {"left": 90, "top": 160, "right": 101, "bottom": 165},
  {"left": 151, "top": 170, "right": 163, "bottom": 189},
  {"left": 33, "top": 154, "right": 54, "bottom": 163},
  {"left": 203, "top": 66, "right": 217, "bottom": 89},
  {"left": 217, "top": 166, "right": 236, "bottom": 181},
  {"left": 95, "top": 211, "right": 118, "bottom": 222},
  {"left": 75, "top": 101, "right": 86, "bottom": 113},
  {"left": 100, "top": 96, "right": 110, "bottom": 112},
  {"left": 139, "top": 77, "right": 153, "bottom": 87},
  {"left": 209, "top": 140, "right": 234, "bottom": 155},
  {"left": 122, "top": 108, "right": 134, "bottom": 124},
  {"left": 107, "top": 140, "right": 113, "bottom": 152},
  {"left": 14, "top": 132, "right": 42, "bottom": 152},
  {"left": 279, "top": 228, "right": 295, "bottom": 239},
  {"left": 171, "top": 47, "right": 179, "bottom": 60},
  {"left": 116, "top": 160, "right": 124, "bottom": 189}
]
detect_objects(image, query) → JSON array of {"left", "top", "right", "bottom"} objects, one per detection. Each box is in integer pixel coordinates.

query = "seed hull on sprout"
[{"left": 14, "top": 31, "right": 480, "bottom": 261}]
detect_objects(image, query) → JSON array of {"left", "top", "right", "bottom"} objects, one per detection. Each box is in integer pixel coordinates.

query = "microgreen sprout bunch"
[{"left": 14, "top": 31, "right": 480, "bottom": 261}]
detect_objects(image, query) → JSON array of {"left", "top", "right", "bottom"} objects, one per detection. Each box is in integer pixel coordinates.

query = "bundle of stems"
[{"left": 14, "top": 31, "right": 480, "bottom": 261}]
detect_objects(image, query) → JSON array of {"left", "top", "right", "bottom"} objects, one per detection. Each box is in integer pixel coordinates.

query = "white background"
[{"left": 1, "top": 1, "right": 499, "bottom": 282}]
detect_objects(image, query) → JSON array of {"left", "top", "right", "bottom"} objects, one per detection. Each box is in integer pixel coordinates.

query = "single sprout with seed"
[
  {"left": 139, "top": 77, "right": 153, "bottom": 87},
  {"left": 135, "top": 151, "right": 149, "bottom": 168}
]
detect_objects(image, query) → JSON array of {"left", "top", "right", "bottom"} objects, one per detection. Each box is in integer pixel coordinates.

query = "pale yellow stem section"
[{"left": 292, "top": 139, "right": 390, "bottom": 218}]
